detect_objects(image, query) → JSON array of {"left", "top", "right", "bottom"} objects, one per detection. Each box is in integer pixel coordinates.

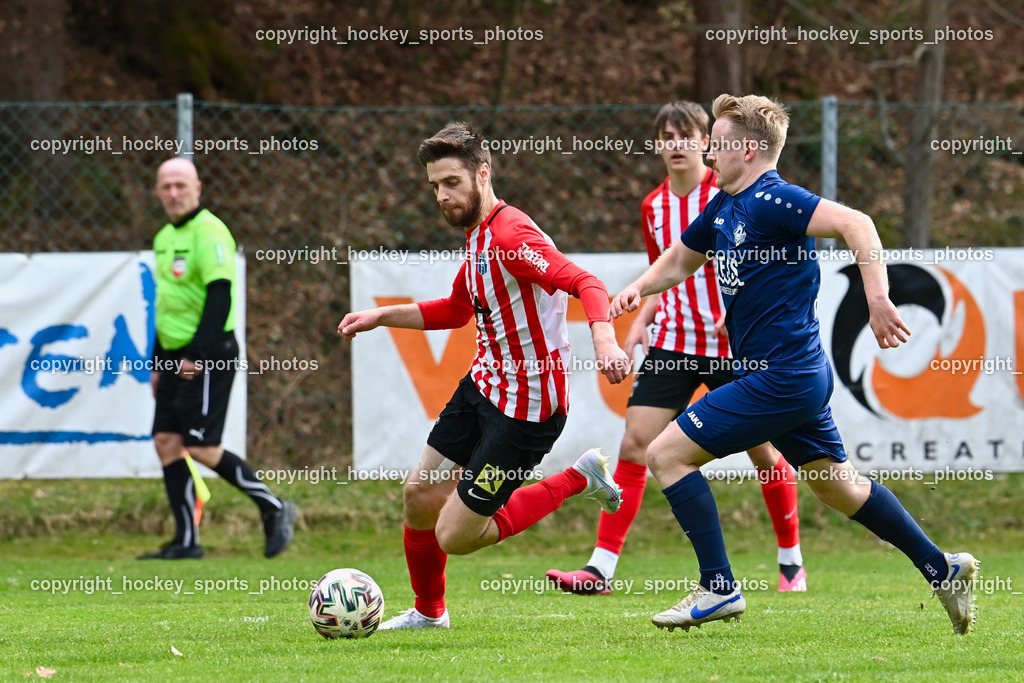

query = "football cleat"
[
  {"left": 652, "top": 585, "right": 746, "bottom": 632},
  {"left": 932, "top": 552, "right": 980, "bottom": 634},
  {"left": 263, "top": 500, "right": 298, "bottom": 558},
  {"left": 572, "top": 448, "right": 622, "bottom": 514},
  {"left": 376, "top": 607, "right": 450, "bottom": 630},
  {"left": 546, "top": 566, "right": 611, "bottom": 595},
  {"left": 137, "top": 541, "right": 204, "bottom": 560},
  {"left": 778, "top": 565, "right": 807, "bottom": 592}
]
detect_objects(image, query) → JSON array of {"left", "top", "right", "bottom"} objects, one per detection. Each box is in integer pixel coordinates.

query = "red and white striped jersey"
[
  {"left": 641, "top": 168, "right": 729, "bottom": 358},
  {"left": 432, "top": 202, "right": 578, "bottom": 422}
]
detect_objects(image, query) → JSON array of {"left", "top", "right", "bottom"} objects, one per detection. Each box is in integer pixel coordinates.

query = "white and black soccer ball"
[{"left": 308, "top": 568, "right": 385, "bottom": 639}]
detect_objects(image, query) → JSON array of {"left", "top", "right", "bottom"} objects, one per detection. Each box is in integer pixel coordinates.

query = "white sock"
[
  {"left": 587, "top": 547, "right": 620, "bottom": 581},
  {"left": 778, "top": 544, "right": 803, "bottom": 567}
]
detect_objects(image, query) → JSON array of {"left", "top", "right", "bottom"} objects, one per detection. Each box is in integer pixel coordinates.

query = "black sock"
[
  {"left": 663, "top": 472, "right": 736, "bottom": 595},
  {"left": 779, "top": 564, "right": 802, "bottom": 582},
  {"left": 214, "top": 450, "right": 282, "bottom": 516},
  {"left": 163, "top": 459, "right": 199, "bottom": 547},
  {"left": 849, "top": 479, "right": 945, "bottom": 586}
]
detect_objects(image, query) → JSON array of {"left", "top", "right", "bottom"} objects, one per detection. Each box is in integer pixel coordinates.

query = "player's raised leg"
[
  {"left": 646, "top": 421, "right": 746, "bottom": 632},
  {"left": 187, "top": 444, "right": 298, "bottom": 558},
  {"left": 747, "top": 442, "right": 806, "bottom": 591},
  {"left": 381, "top": 446, "right": 620, "bottom": 630},
  {"left": 483, "top": 447, "right": 622, "bottom": 549},
  {"left": 428, "top": 446, "right": 621, "bottom": 557},
  {"left": 799, "top": 456, "right": 979, "bottom": 634},
  {"left": 547, "top": 405, "right": 670, "bottom": 595}
]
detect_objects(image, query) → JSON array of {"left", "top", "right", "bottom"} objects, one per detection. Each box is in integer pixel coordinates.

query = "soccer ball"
[{"left": 308, "top": 568, "right": 385, "bottom": 639}]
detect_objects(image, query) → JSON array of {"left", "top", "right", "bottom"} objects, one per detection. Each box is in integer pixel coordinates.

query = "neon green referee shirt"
[{"left": 153, "top": 208, "right": 237, "bottom": 350}]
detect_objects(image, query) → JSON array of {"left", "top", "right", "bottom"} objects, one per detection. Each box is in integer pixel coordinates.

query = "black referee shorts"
[
  {"left": 427, "top": 374, "right": 566, "bottom": 517},
  {"left": 152, "top": 334, "right": 239, "bottom": 447},
  {"left": 626, "top": 346, "right": 736, "bottom": 412}
]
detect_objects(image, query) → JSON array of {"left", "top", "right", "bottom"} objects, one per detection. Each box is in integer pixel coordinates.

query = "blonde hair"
[{"left": 711, "top": 94, "right": 789, "bottom": 160}]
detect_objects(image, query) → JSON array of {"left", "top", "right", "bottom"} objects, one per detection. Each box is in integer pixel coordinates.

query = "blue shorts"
[{"left": 675, "top": 361, "right": 847, "bottom": 468}]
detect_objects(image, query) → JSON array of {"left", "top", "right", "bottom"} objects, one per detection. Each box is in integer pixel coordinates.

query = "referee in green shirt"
[{"left": 140, "top": 157, "right": 297, "bottom": 560}]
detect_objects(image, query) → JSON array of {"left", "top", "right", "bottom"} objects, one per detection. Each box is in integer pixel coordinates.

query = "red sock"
[
  {"left": 758, "top": 458, "right": 800, "bottom": 549},
  {"left": 596, "top": 460, "right": 648, "bottom": 554},
  {"left": 492, "top": 468, "right": 586, "bottom": 540},
  {"left": 403, "top": 524, "right": 447, "bottom": 618}
]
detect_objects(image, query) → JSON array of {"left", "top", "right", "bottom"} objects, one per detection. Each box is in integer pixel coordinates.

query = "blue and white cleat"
[
  {"left": 572, "top": 448, "right": 622, "bottom": 513},
  {"left": 932, "top": 552, "right": 980, "bottom": 634},
  {"left": 652, "top": 585, "right": 746, "bottom": 632}
]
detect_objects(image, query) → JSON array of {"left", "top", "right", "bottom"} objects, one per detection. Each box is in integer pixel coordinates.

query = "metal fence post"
[
  {"left": 176, "top": 92, "right": 194, "bottom": 160},
  {"left": 818, "top": 94, "right": 838, "bottom": 250}
]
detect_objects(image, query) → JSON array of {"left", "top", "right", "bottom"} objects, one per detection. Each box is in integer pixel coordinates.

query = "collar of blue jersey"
[{"left": 171, "top": 205, "right": 204, "bottom": 228}]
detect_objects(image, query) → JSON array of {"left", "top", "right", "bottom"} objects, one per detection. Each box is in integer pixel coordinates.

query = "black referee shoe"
[
  {"left": 263, "top": 500, "right": 298, "bottom": 558},
  {"left": 138, "top": 542, "right": 204, "bottom": 560}
]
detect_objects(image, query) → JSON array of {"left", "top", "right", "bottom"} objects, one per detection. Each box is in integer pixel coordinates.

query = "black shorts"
[
  {"left": 152, "top": 333, "right": 239, "bottom": 447},
  {"left": 626, "top": 347, "right": 736, "bottom": 412},
  {"left": 427, "top": 374, "right": 566, "bottom": 516}
]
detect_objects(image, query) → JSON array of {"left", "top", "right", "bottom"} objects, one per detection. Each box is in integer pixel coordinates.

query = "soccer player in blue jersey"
[{"left": 611, "top": 94, "right": 979, "bottom": 635}]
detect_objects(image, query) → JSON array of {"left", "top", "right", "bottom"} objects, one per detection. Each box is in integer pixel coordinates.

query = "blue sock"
[
  {"left": 849, "top": 479, "right": 947, "bottom": 586},
  {"left": 663, "top": 471, "right": 736, "bottom": 595}
]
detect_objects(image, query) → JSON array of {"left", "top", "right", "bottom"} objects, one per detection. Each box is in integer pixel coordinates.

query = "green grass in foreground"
[{"left": 1, "top": 475, "right": 1023, "bottom": 681}]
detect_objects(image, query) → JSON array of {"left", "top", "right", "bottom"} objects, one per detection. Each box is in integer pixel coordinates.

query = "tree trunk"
[
  {"left": 902, "top": 0, "right": 947, "bottom": 248},
  {"left": 693, "top": 0, "right": 743, "bottom": 104}
]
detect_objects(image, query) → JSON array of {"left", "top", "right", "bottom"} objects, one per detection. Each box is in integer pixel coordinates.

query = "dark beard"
[{"left": 442, "top": 184, "right": 483, "bottom": 228}]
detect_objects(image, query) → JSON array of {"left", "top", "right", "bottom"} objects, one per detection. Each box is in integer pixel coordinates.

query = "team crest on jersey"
[
  {"left": 476, "top": 251, "right": 488, "bottom": 274},
  {"left": 733, "top": 222, "right": 747, "bottom": 246},
  {"left": 172, "top": 256, "right": 187, "bottom": 278}
]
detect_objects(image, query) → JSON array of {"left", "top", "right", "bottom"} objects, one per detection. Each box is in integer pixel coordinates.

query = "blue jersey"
[{"left": 681, "top": 170, "right": 823, "bottom": 373}]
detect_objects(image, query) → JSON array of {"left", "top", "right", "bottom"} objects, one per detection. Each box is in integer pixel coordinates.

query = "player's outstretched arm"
[
  {"left": 611, "top": 241, "right": 707, "bottom": 318},
  {"left": 337, "top": 304, "right": 424, "bottom": 341},
  {"left": 807, "top": 199, "right": 911, "bottom": 349}
]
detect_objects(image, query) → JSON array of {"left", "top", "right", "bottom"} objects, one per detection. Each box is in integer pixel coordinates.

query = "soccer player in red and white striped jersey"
[
  {"left": 339, "top": 122, "right": 631, "bottom": 629},
  {"left": 547, "top": 101, "right": 808, "bottom": 596},
  {"left": 642, "top": 168, "right": 726, "bottom": 358}
]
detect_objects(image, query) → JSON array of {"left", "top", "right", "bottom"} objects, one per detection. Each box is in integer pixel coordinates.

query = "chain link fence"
[{"left": 1, "top": 98, "right": 1020, "bottom": 468}]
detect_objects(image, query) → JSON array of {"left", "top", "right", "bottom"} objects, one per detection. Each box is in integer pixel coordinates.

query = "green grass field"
[{"left": 2, "top": 475, "right": 1023, "bottom": 681}]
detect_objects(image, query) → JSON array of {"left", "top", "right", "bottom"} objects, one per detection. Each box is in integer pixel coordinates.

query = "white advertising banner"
[
  {"left": 0, "top": 252, "right": 246, "bottom": 479},
  {"left": 352, "top": 249, "right": 1024, "bottom": 477}
]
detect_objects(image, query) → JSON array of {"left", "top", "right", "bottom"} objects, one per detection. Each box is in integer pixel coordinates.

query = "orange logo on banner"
[
  {"left": 378, "top": 296, "right": 642, "bottom": 420},
  {"left": 376, "top": 297, "right": 476, "bottom": 418},
  {"left": 870, "top": 268, "right": 984, "bottom": 419}
]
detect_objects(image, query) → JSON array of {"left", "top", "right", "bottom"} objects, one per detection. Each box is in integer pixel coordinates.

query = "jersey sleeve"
[
  {"left": 495, "top": 222, "right": 610, "bottom": 325},
  {"left": 194, "top": 219, "right": 237, "bottom": 284},
  {"left": 418, "top": 262, "right": 474, "bottom": 330},
  {"left": 751, "top": 183, "right": 822, "bottom": 237},
  {"left": 492, "top": 221, "right": 564, "bottom": 292}
]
